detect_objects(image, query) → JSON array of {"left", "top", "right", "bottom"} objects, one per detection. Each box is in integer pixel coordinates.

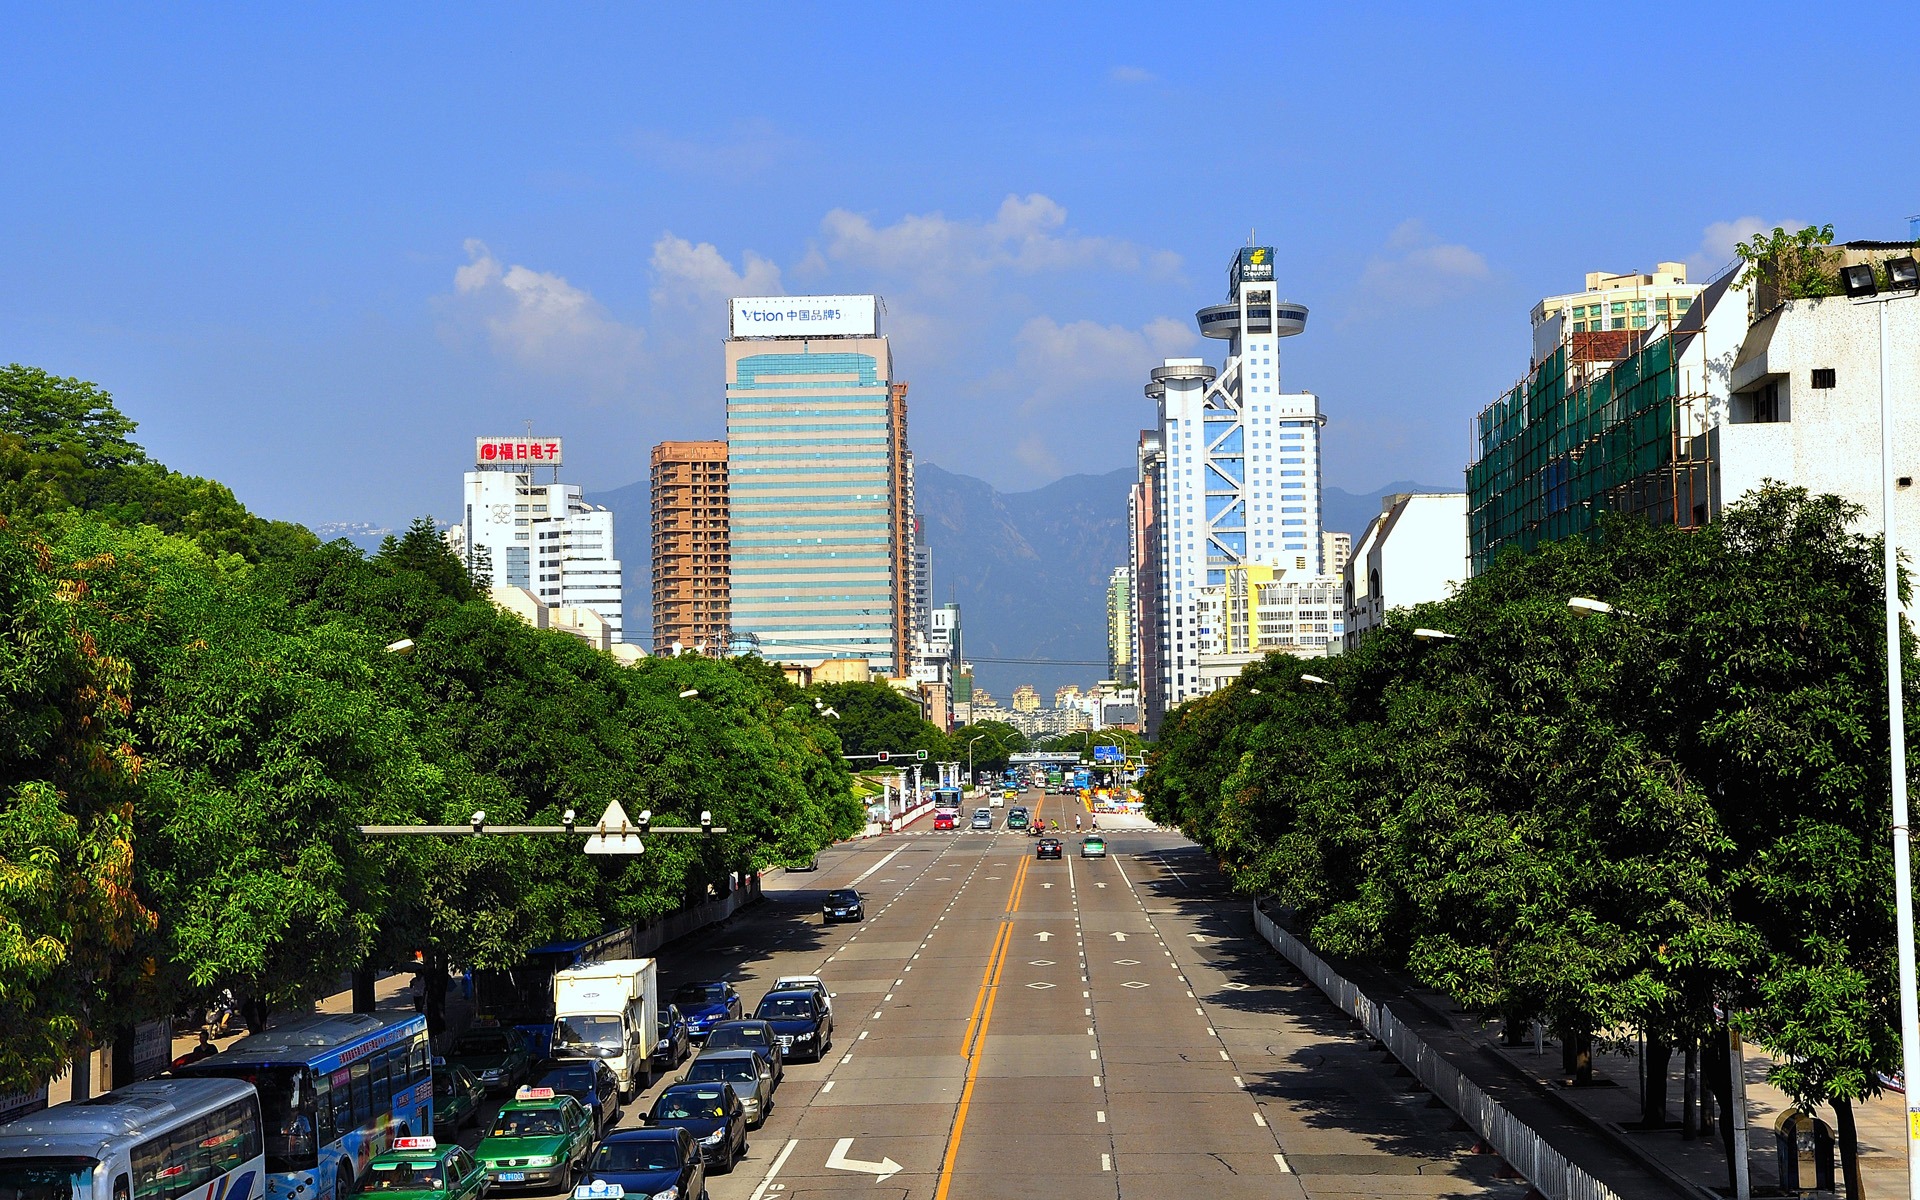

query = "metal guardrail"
[{"left": 1253, "top": 904, "right": 1622, "bottom": 1200}]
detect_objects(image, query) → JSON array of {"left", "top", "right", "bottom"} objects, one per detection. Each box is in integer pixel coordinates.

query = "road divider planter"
[{"left": 1252, "top": 902, "right": 1623, "bottom": 1200}]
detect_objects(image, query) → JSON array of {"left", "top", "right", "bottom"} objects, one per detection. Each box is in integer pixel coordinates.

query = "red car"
[{"left": 933, "top": 811, "right": 957, "bottom": 830}]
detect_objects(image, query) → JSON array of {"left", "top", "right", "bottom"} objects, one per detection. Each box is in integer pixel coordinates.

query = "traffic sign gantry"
[{"left": 582, "top": 800, "right": 645, "bottom": 855}]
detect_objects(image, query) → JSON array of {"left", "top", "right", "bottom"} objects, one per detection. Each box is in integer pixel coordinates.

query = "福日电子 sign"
[
  {"left": 476, "top": 437, "right": 563, "bottom": 466},
  {"left": 730, "top": 295, "right": 878, "bottom": 338}
]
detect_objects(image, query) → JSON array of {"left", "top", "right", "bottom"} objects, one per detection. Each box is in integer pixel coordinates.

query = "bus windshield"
[{"left": 0, "top": 1157, "right": 98, "bottom": 1200}]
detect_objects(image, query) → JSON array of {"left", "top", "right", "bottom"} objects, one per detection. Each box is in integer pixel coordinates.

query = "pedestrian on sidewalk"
[{"left": 409, "top": 973, "right": 426, "bottom": 1013}]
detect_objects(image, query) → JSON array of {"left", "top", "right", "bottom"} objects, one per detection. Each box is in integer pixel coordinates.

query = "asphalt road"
[{"left": 465, "top": 788, "right": 1515, "bottom": 1200}]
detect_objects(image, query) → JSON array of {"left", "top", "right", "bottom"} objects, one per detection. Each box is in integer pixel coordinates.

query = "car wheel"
[
  {"left": 336, "top": 1164, "right": 355, "bottom": 1200},
  {"left": 556, "top": 1159, "right": 574, "bottom": 1194},
  {"left": 719, "top": 1139, "right": 738, "bottom": 1175}
]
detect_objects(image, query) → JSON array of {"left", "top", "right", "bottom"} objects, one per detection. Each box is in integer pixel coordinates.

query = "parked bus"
[
  {"left": 176, "top": 1011, "right": 429, "bottom": 1200},
  {"left": 0, "top": 1076, "right": 263, "bottom": 1200}
]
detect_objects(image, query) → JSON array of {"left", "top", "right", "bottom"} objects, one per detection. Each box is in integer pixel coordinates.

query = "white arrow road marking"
[
  {"left": 825, "top": 1138, "right": 902, "bottom": 1182},
  {"left": 1035, "top": 931, "right": 1052, "bottom": 942},
  {"left": 1111, "top": 931, "right": 1127, "bottom": 941},
  {"left": 1094, "top": 882, "right": 1107, "bottom": 888},
  {"left": 1189, "top": 933, "right": 1209, "bottom": 942},
  {"left": 1041, "top": 882, "right": 1053, "bottom": 889}
]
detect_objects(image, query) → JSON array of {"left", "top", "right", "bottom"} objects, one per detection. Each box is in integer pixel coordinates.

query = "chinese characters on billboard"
[
  {"left": 730, "top": 294, "right": 879, "bottom": 338},
  {"left": 476, "top": 437, "right": 564, "bottom": 466}
]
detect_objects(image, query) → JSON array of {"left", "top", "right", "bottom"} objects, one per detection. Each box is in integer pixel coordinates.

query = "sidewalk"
[{"left": 1339, "top": 952, "right": 1898, "bottom": 1200}]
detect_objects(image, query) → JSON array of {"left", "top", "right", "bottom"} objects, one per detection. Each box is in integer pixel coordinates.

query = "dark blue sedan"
[
  {"left": 529, "top": 1058, "right": 620, "bottom": 1136},
  {"left": 645, "top": 1082, "right": 747, "bottom": 1173},
  {"left": 653, "top": 1003, "right": 692, "bottom": 1072},
  {"left": 584, "top": 1127, "right": 706, "bottom": 1200},
  {"left": 672, "top": 981, "right": 743, "bottom": 1041},
  {"left": 752, "top": 991, "right": 833, "bottom": 1063}
]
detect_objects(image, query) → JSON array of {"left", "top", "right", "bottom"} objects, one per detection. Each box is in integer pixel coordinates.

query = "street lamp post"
[{"left": 967, "top": 734, "right": 984, "bottom": 791}]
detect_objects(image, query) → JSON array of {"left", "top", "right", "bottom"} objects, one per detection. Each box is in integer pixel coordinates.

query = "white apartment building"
[
  {"left": 1530, "top": 262, "right": 1705, "bottom": 367},
  {"left": 1321, "top": 531, "right": 1351, "bottom": 579},
  {"left": 1194, "top": 565, "right": 1341, "bottom": 693},
  {"left": 1344, "top": 492, "right": 1468, "bottom": 647},
  {"left": 1145, "top": 245, "right": 1325, "bottom": 709},
  {"left": 459, "top": 437, "right": 624, "bottom": 642}
]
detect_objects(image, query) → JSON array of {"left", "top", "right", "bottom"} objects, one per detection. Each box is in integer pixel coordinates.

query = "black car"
[
  {"left": 753, "top": 990, "right": 832, "bottom": 1063},
  {"left": 585, "top": 1128, "right": 706, "bottom": 1200},
  {"left": 1036, "top": 838, "right": 1063, "bottom": 860},
  {"left": 646, "top": 1081, "right": 748, "bottom": 1173},
  {"left": 821, "top": 888, "right": 864, "bottom": 923},
  {"left": 703, "top": 1020, "right": 785, "bottom": 1089},
  {"left": 529, "top": 1058, "right": 620, "bottom": 1136},
  {"left": 653, "top": 1002, "right": 692, "bottom": 1072}
]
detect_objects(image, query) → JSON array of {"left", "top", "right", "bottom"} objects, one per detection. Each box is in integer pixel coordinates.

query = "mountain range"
[{"left": 588, "top": 466, "right": 1454, "bottom": 699}]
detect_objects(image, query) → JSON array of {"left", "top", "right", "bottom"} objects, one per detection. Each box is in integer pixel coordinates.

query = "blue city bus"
[
  {"left": 176, "top": 1012, "right": 429, "bottom": 1200},
  {"left": 473, "top": 925, "right": 636, "bottom": 1059}
]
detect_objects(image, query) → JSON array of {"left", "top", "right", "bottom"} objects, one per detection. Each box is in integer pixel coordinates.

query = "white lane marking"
[
  {"left": 850, "top": 845, "right": 908, "bottom": 885},
  {"left": 840, "top": 1052, "right": 853, "bottom": 1064},
  {"left": 885, "top": 993, "right": 893, "bottom": 1001},
  {"left": 1090, "top": 1049, "right": 1099, "bottom": 1059},
  {"left": 1219, "top": 1050, "right": 1230, "bottom": 1060},
  {"left": 1233, "top": 1075, "right": 1244, "bottom": 1088},
  {"left": 748, "top": 1138, "right": 800, "bottom": 1200},
  {"left": 820, "top": 1079, "right": 836, "bottom": 1093},
  {"left": 1274, "top": 1152, "right": 1293, "bottom": 1173},
  {"left": 1254, "top": 1112, "right": 1267, "bottom": 1127},
  {"left": 1101, "top": 1154, "right": 1112, "bottom": 1171},
  {"left": 1093, "top": 1076, "right": 1101, "bottom": 1086},
  {"left": 1207, "top": 1027, "right": 1216, "bottom": 1037},
  {"left": 1097, "top": 1110, "right": 1106, "bottom": 1122}
]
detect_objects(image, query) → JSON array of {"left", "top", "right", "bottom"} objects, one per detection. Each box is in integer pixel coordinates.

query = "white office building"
[
  {"left": 1144, "top": 246, "right": 1325, "bottom": 709},
  {"left": 459, "top": 436, "right": 624, "bottom": 642}
]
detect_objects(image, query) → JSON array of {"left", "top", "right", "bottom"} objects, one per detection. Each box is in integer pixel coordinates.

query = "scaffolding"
[{"left": 1467, "top": 327, "right": 1714, "bottom": 574}]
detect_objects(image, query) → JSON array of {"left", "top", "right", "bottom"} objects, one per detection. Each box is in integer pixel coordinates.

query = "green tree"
[{"left": 811, "top": 681, "right": 949, "bottom": 762}]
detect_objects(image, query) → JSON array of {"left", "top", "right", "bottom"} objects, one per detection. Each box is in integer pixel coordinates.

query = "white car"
[
  {"left": 772, "top": 975, "right": 831, "bottom": 1018},
  {"left": 971, "top": 809, "right": 994, "bottom": 830}
]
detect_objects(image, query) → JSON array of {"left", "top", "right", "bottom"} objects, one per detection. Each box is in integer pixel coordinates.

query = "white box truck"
[{"left": 551, "top": 957, "right": 658, "bottom": 1098}]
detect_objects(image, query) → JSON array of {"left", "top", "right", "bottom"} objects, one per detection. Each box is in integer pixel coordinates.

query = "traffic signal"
[
  {"left": 877, "top": 751, "right": 890, "bottom": 763},
  {"left": 915, "top": 749, "right": 928, "bottom": 761}
]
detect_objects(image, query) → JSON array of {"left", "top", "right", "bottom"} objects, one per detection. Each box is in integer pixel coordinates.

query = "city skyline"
[{"left": 5, "top": 6, "right": 1915, "bottom": 542}]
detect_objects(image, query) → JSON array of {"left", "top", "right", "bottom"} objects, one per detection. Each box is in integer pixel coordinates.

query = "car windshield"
[
  {"left": 363, "top": 1162, "right": 445, "bottom": 1192},
  {"left": 825, "top": 890, "right": 858, "bottom": 905},
  {"left": 592, "top": 1140, "right": 681, "bottom": 1172},
  {"left": 674, "top": 984, "right": 728, "bottom": 1006},
  {"left": 492, "top": 1108, "right": 565, "bottom": 1136},
  {"left": 452, "top": 1031, "right": 514, "bottom": 1055},
  {"left": 706, "top": 1026, "right": 767, "bottom": 1049},
  {"left": 653, "top": 1088, "right": 728, "bottom": 1120},
  {"left": 757, "top": 996, "right": 813, "bottom": 1019},
  {"left": 974, "top": 810, "right": 990, "bottom": 818},
  {"left": 533, "top": 1067, "right": 595, "bottom": 1093},
  {"left": 685, "top": 1057, "right": 758, "bottom": 1084},
  {"left": 433, "top": 1070, "right": 464, "bottom": 1098},
  {"left": 0, "top": 1158, "right": 98, "bottom": 1200},
  {"left": 555, "top": 1014, "right": 622, "bottom": 1049}
]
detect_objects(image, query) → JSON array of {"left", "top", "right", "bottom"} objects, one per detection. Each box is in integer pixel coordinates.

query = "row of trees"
[
  {"left": 1145, "top": 486, "right": 1902, "bottom": 1192},
  {"left": 0, "top": 366, "right": 866, "bottom": 1091}
]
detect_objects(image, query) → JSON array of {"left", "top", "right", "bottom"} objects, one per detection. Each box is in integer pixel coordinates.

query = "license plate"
[
  {"left": 497, "top": 1173, "right": 525, "bottom": 1183},
  {"left": 778, "top": 1036, "right": 793, "bottom": 1047}
]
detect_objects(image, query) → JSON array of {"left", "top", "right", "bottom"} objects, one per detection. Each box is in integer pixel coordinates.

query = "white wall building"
[
  {"left": 1145, "top": 245, "right": 1325, "bottom": 709},
  {"left": 460, "top": 437, "right": 624, "bottom": 642},
  {"left": 1344, "top": 492, "right": 1467, "bottom": 647}
]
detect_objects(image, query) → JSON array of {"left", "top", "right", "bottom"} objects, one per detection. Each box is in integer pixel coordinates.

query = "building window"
[{"left": 1812, "top": 368, "right": 1836, "bottom": 389}]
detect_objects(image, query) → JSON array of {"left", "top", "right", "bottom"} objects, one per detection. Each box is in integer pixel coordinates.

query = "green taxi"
[
  {"left": 474, "top": 1087, "right": 596, "bottom": 1193},
  {"left": 362, "top": 1138, "right": 486, "bottom": 1200},
  {"left": 432, "top": 1061, "right": 487, "bottom": 1131}
]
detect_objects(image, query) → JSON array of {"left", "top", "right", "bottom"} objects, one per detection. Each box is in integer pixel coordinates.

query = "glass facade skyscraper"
[{"left": 725, "top": 311, "right": 904, "bottom": 672}]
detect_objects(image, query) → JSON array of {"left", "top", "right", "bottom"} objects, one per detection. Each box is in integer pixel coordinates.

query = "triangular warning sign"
[{"left": 583, "top": 800, "right": 644, "bottom": 855}]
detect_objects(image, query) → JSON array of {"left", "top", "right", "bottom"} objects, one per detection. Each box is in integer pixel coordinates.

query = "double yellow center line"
[{"left": 935, "top": 845, "right": 1033, "bottom": 1199}]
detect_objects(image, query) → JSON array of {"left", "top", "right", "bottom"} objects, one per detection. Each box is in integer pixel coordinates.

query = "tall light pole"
[
  {"left": 1847, "top": 257, "right": 1920, "bottom": 1200},
  {"left": 967, "top": 734, "right": 985, "bottom": 787}
]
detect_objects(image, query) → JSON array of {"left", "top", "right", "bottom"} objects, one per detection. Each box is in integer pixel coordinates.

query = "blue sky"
[{"left": 5, "top": 2, "right": 1917, "bottom": 533}]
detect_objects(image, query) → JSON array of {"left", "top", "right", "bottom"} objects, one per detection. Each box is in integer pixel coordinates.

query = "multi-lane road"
[{"left": 465, "top": 788, "right": 1513, "bottom": 1199}]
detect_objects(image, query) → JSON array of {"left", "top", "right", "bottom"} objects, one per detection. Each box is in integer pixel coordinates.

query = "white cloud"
[
  {"left": 1693, "top": 216, "right": 1808, "bottom": 276},
  {"left": 648, "top": 235, "right": 783, "bottom": 310},
  {"left": 449, "top": 240, "right": 644, "bottom": 386},
  {"left": 816, "top": 194, "right": 1180, "bottom": 293},
  {"left": 1354, "top": 220, "right": 1491, "bottom": 309},
  {"left": 1109, "top": 65, "right": 1157, "bottom": 85},
  {"left": 1014, "top": 433, "right": 1063, "bottom": 476},
  {"left": 1003, "top": 314, "right": 1198, "bottom": 419}
]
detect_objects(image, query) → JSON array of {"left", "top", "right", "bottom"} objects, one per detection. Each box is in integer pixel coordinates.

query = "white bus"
[{"left": 0, "top": 1076, "right": 264, "bottom": 1200}]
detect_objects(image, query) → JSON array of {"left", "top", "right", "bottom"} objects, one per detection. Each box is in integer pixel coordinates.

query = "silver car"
[
  {"left": 680, "top": 1049, "right": 775, "bottom": 1128},
  {"left": 971, "top": 808, "right": 993, "bottom": 830}
]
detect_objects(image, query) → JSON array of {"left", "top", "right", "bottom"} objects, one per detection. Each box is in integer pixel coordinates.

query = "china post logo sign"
[{"left": 1232, "top": 246, "right": 1275, "bottom": 288}]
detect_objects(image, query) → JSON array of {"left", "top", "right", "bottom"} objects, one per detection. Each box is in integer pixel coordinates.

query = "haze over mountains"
[{"left": 590, "top": 465, "right": 1454, "bottom": 699}]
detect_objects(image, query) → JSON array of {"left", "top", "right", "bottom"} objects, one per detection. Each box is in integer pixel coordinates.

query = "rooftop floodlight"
[
  {"left": 1842, "top": 262, "right": 1879, "bottom": 298},
  {"left": 1888, "top": 256, "right": 1920, "bottom": 291},
  {"left": 1301, "top": 674, "right": 1331, "bottom": 686},
  {"left": 1412, "top": 628, "right": 1458, "bottom": 641},
  {"left": 679, "top": 688, "right": 699, "bottom": 699}
]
